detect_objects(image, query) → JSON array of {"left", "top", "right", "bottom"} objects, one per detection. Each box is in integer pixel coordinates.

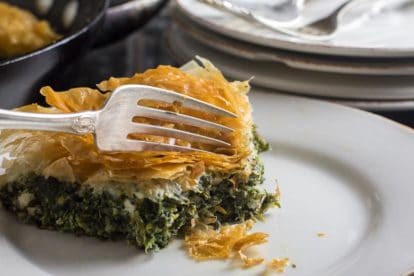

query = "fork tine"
[
  {"left": 111, "top": 140, "right": 208, "bottom": 152},
  {"left": 117, "top": 85, "right": 237, "bottom": 118},
  {"left": 134, "top": 106, "right": 234, "bottom": 133},
  {"left": 145, "top": 86, "right": 237, "bottom": 118},
  {"left": 127, "top": 122, "right": 230, "bottom": 146}
]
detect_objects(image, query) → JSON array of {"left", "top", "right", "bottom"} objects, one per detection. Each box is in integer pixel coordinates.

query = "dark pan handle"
[{"left": 93, "top": 0, "right": 168, "bottom": 47}]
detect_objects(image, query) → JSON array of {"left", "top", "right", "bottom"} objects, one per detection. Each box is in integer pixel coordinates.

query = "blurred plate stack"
[{"left": 169, "top": 0, "right": 414, "bottom": 111}]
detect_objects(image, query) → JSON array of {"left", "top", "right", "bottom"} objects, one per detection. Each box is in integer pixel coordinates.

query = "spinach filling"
[{"left": 0, "top": 134, "right": 278, "bottom": 251}]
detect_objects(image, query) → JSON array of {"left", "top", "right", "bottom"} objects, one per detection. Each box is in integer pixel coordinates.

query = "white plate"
[
  {"left": 176, "top": 0, "right": 414, "bottom": 57},
  {"left": 172, "top": 8, "right": 414, "bottom": 76},
  {"left": 1, "top": 92, "right": 414, "bottom": 276},
  {"left": 167, "top": 25, "right": 414, "bottom": 101}
]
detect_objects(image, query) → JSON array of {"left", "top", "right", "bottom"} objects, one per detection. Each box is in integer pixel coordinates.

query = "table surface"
[{"left": 54, "top": 8, "right": 414, "bottom": 128}]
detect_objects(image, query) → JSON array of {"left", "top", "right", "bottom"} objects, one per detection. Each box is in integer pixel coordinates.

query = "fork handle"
[{"left": 0, "top": 109, "right": 97, "bottom": 135}]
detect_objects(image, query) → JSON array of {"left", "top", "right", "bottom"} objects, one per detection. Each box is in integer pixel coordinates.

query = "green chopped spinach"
[
  {"left": 253, "top": 125, "right": 270, "bottom": 153},
  {"left": 0, "top": 131, "right": 278, "bottom": 252}
]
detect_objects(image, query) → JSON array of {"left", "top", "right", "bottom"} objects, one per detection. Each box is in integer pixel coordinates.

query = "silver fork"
[
  {"left": 0, "top": 85, "right": 236, "bottom": 152},
  {"left": 199, "top": 0, "right": 359, "bottom": 41}
]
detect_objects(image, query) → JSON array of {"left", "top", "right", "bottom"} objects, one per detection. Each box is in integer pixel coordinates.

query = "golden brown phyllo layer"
[{"left": 0, "top": 59, "right": 255, "bottom": 191}]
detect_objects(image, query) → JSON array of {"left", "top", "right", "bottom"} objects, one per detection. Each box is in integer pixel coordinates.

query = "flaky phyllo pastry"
[{"left": 0, "top": 58, "right": 278, "bottom": 251}]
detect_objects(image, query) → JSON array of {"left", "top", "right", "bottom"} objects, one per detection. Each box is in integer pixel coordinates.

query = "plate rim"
[
  {"left": 172, "top": 8, "right": 414, "bottom": 76},
  {"left": 166, "top": 25, "right": 414, "bottom": 102}
]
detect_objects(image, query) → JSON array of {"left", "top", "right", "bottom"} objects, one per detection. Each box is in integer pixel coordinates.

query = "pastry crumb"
[
  {"left": 185, "top": 220, "right": 267, "bottom": 268},
  {"left": 268, "top": 257, "right": 291, "bottom": 273},
  {"left": 317, "top": 232, "right": 327, "bottom": 237}
]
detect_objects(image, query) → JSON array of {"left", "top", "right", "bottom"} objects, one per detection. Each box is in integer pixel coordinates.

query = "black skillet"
[{"left": 0, "top": 0, "right": 167, "bottom": 108}]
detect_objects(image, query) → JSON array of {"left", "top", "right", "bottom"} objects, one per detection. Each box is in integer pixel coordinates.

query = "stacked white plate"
[{"left": 169, "top": 0, "right": 414, "bottom": 111}]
